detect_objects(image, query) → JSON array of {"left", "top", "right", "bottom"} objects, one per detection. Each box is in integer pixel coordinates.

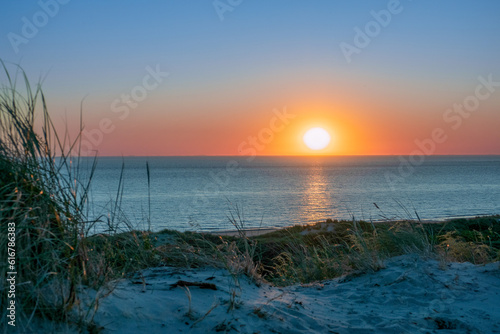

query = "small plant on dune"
[
  {"left": 181, "top": 286, "right": 195, "bottom": 320},
  {"left": 220, "top": 203, "right": 262, "bottom": 284},
  {"left": 155, "top": 229, "right": 225, "bottom": 268},
  {"left": 254, "top": 222, "right": 349, "bottom": 285},
  {"left": 270, "top": 234, "right": 346, "bottom": 285},
  {"left": 346, "top": 220, "right": 385, "bottom": 272},
  {"left": 211, "top": 204, "right": 260, "bottom": 312},
  {"left": 437, "top": 231, "right": 494, "bottom": 264},
  {"left": 375, "top": 220, "right": 434, "bottom": 257}
]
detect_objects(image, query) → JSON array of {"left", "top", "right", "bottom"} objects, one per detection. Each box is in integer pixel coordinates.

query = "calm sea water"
[{"left": 80, "top": 156, "right": 500, "bottom": 232}]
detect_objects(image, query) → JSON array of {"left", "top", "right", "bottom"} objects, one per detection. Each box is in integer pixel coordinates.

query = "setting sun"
[{"left": 303, "top": 127, "right": 331, "bottom": 150}]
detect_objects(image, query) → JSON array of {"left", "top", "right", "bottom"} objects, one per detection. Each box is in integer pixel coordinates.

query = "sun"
[{"left": 303, "top": 127, "right": 331, "bottom": 150}]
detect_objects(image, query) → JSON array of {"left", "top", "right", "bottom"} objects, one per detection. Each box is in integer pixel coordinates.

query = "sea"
[{"left": 79, "top": 155, "right": 500, "bottom": 233}]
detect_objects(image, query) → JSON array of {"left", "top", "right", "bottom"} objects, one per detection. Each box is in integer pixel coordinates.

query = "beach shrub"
[
  {"left": 252, "top": 216, "right": 498, "bottom": 285},
  {"left": 438, "top": 231, "right": 495, "bottom": 264}
]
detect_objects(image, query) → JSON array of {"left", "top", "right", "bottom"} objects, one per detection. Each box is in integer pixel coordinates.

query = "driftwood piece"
[{"left": 170, "top": 280, "right": 217, "bottom": 290}]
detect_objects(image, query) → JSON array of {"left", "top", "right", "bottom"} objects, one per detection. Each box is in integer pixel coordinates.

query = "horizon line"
[{"left": 74, "top": 153, "right": 500, "bottom": 158}]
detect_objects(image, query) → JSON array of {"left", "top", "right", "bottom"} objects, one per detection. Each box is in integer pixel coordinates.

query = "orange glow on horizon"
[{"left": 71, "top": 91, "right": 500, "bottom": 157}]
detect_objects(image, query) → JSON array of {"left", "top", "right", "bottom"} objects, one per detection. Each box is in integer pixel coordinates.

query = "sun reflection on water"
[{"left": 298, "top": 165, "right": 337, "bottom": 224}]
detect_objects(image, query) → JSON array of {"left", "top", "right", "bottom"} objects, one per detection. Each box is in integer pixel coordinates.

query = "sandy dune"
[{"left": 70, "top": 254, "right": 500, "bottom": 334}]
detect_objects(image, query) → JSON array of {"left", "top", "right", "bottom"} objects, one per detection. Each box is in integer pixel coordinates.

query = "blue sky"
[{"left": 1, "top": 1, "right": 499, "bottom": 155}]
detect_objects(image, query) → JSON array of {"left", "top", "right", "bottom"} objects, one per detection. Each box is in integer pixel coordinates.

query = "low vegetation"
[{"left": 149, "top": 215, "right": 500, "bottom": 287}]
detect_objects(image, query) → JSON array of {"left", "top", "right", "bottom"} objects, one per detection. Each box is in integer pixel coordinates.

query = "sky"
[{"left": 1, "top": 0, "right": 499, "bottom": 156}]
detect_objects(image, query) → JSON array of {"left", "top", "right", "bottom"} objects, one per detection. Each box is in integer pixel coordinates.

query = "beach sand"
[
  {"left": 205, "top": 217, "right": 466, "bottom": 238},
  {"left": 49, "top": 254, "right": 500, "bottom": 334},
  {"left": 208, "top": 227, "right": 283, "bottom": 237}
]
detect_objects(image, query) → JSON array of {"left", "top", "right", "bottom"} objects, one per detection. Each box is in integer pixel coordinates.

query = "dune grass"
[
  {"left": 251, "top": 216, "right": 500, "bottom": 285},
  {"left": 148, "top": 215, "right": 500, "bottom": 288},
  {"left": 0, "top": 63, "right": 157, "bottom": 332},
  {"left": 0, "top": 62, "right": 90, "bottom": 328}
]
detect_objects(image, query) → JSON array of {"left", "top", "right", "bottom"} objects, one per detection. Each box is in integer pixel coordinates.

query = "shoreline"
[{"left": 204, "top": 213, "right": 499, "bottom": 237}]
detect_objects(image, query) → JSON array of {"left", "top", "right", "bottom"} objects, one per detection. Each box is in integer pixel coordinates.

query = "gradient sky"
[{"left": 1, "top": 0, "right": 499, "bottom": 156}]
